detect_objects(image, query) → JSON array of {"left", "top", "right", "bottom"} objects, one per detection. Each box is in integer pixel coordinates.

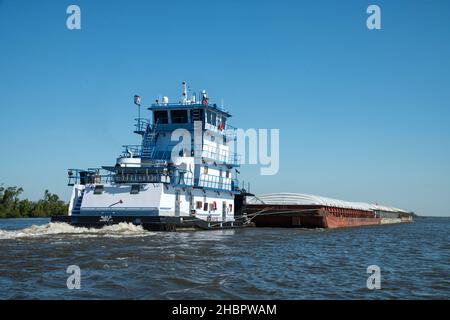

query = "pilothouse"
[{"left": 53, "top": 82, "right": 252, "bottom": 230}]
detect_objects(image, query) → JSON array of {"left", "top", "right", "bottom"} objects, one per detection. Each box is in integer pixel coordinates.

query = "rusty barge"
[{"left": 245, "top": 193, "right": 412, "bottom": 229}]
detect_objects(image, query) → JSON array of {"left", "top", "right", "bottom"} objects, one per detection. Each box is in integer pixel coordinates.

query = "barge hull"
[
  {"left": 246, "top": 205, "right": 411, "bottom": 229},
  {"left": 323, "top": 215, "right": 380, "bottom": 228},
  {"left": 245, "top": 193, "right": 412, "bottom": 229},
  {"left": 251, "top": 212, "right": 381, "bottom": 229}
]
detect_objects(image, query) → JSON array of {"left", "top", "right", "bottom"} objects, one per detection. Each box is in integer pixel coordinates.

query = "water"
[{"left": 0, "top": 217, "right": 448, "bottom": 299}]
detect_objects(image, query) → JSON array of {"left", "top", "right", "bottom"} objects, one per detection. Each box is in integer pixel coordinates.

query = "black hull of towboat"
[{"left": 50, "top": 215, "right": 253, "bottom": 231}]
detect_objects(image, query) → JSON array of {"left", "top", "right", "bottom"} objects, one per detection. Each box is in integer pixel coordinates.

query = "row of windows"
[
  {"left": 203, "top": 167, "right": 231, "bottom": 178},
  {"left": 92, "top": 185, "right": 233, "bottom": 213},
  {"left": 195, "top": 201, "right": 233, "bottom": 212},
  {"left": 153, "top": 109, "right": 226, "bottom": 127},
  {"left": 93, "top": 184, "right": 140, "bottom": 195},
  {"left": 206, "top": 110, "right": 226, "bottom": 127}
]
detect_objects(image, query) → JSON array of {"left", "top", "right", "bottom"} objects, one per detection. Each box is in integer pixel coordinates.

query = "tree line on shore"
[{"left": 0, "top": 184, "right": 68, "bottom": 218}]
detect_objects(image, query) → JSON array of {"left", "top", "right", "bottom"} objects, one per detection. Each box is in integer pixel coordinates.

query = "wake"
[{"left": 0, "top": 222, "right": 153, "bottom": 240}]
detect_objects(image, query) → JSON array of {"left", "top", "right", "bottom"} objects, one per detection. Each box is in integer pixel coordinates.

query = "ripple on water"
[{"left": 0, "top": 217, "right": 448, "bottom": 299}]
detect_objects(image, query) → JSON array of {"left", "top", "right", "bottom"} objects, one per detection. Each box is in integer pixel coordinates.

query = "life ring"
[{"left": 211, "top": 201, "right": 217, "bottom": 211}]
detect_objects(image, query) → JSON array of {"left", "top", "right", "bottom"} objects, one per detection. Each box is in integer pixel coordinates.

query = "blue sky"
[{"left": 1, "top": 0, "right": 449, "bottom": 216}]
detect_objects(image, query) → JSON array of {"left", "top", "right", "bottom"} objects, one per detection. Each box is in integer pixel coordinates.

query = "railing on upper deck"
[
  {"left": 68, "top": 167, "right": 176, "bottom": 185},
  {"left": 149, "top": 149, "right": 173, "bottom": 161},
  {"left": 67, "top": 168, "right": 113, "bottom": 186},
  {"left": 197, "top": 174, "right": 239, "bottom": 192},
  {"left": 121, "top": 145, "right": 143, "bottom": 157},
  {"left": 113, "top": 173, "right": 170, "bottom": 184},
  {"left": 149, "top": 102, "right": 230, "bottom": 114},
  {"left": 198, "top": 144, "right": 240, "bottom": 166},
  {"left": 68, "top": 168, "right": 240, "bottom": 193},
  {"left": 121, "top": 144, "right": 240, "bottom": 166},
  {"left": 134, "top": 118, "right": 151, "bottom": 135},
  {"left": 204, "top": 123, "right": 237, "bottom": 142},
  {"left": 121, "top": 144, "right": 169, "bottom": 160}
]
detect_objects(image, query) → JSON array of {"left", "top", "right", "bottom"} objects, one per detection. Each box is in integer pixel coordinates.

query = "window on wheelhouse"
[
  {"left": 154, "top": 110, "right": 168, "bottom": 124},
  {"left": 93, "top": 185, "right": 104, "bottom": 195},
  {"left": 190, "top": 109, "right": 204, "bottom": 123},
  {"left": 130, "top": 184, "right": 140, "bottom": 194},
  {"left": 170, "top": 110, "right": 188, "bottom": 124}
]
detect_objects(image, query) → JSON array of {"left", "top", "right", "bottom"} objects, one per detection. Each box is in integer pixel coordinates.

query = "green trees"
[{"left": 0, "top": 184, "right": 68, "bottom": 218}]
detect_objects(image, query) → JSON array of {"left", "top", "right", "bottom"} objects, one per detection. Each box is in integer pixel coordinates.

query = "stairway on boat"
[
  {"left": 71, "top": 189, "right": 85, "bottom": 215},
  {"left": 142, "top": 121, "right": 159, "bottom": 158}
]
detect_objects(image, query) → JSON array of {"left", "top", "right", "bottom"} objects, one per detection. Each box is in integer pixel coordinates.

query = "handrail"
[
  {"left": 197, "top": 144, "right": 240, "bottom": 166},
  {"left": 120, "top": 144, "right": 240, "bottom": 165},
  {"left": 197, "top": 173, "right": 239, "bottom": 191},
  {"left": 113, "top": 173, "right": 169, "bottom": 184},
  {"left": 205, "top": 122, "right": 236, "bottom": 131},
  {"left": 122, "top": 145, "right": 143, "bottom": 157},
  {"left": 67, "top": 168, "right": 113, "bottom": 185},
  {"left": 67, "top": 167, "right": 239, "bottom": 192},
  {"left": 150, "top": 102, "right": 230, "bottom": 114},
  {"left": 121, "top": 145, "right": 173, "bottom": 160},
  {"left": 147, "top": 149, "right": 173, "bottom": 160},
  {"left": 134, "top": 118, "right": 150, "bottom": 133}
]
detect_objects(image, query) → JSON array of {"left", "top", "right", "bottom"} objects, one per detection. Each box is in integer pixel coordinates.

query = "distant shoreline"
[
  {"left": 0, "top": 216, "right": 60, "bottom": 219},
  {"left": 0, "top": 185, "right": 68, "bottom": 219}
]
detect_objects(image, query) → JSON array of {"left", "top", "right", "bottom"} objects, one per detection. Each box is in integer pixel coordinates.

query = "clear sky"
[{"left": 1, "top": 0, "right": 449, "bottom": 216}]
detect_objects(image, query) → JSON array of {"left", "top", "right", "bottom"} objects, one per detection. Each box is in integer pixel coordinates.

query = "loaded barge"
[{"left": 246, "top": 193, "right": 412, "bottom": 229}]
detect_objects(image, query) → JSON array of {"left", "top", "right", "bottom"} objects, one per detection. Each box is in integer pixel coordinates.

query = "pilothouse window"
[
  {"left": 130, "top": 184, "right": 140, "bottom": 194},
  {"left": 170, "top": 110, "right": 188, "bottom": 124},
  {"left": 154, "top": 110, "right": 168, "bottom": 124},
  {"left": 93, "top": 185, "right": 104, "bottom": 195},
  {"left": 190, "top": 109, "right": 204, "bottom": 122}
]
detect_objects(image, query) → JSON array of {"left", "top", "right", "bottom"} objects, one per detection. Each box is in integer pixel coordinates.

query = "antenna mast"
[{"left": 182, "top": 81, "right": 188, "bottom": 104}]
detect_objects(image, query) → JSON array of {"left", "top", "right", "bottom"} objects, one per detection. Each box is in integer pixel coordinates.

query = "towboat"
[{"left": 52, "top": 82, "right": 253, "bottom": 231}]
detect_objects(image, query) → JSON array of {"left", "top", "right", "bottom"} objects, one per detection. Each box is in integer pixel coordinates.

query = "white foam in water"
[{"left": 0, "top": 222, "right": 152, "bottom": 240}]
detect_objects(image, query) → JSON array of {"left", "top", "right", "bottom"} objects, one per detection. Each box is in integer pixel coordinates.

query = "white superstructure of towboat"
[{"left": 52, "top": 82, "right": 252, "bottom": 231}]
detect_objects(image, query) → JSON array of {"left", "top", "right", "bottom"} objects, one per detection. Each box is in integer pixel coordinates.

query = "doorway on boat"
[
  {"left": 175, "top": 190, "right": 181, "bottom": 217},
  {"left": 188, "top": 191, "right": 194, "bottom": 216},
  {"left": 222, "top": 201, "right": 226, "bottom": 222}
]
